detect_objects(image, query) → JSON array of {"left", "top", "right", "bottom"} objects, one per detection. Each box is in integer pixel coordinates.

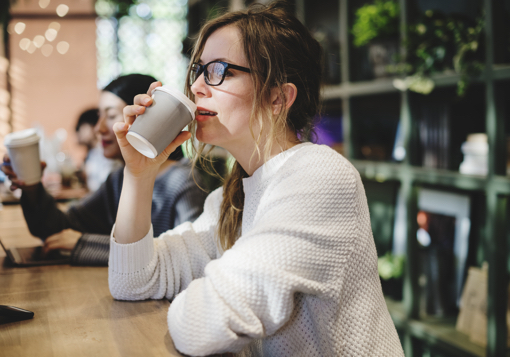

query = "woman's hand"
[
  {"left": 1, "top": 154, "right": 46, "bottom": 191},
  {"left": 113, "top": 81, "right": 192, "bottom": 180},
  {"left": 43, "top": 229, "right": 82, "bottom": 254}
]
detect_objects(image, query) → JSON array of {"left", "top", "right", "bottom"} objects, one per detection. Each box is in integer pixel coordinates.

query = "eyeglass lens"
[{"left": 190, "top": 62, "right": 226, "bottom": 86}]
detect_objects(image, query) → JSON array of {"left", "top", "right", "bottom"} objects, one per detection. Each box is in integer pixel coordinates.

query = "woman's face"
[
  {"left": 191, "top": 25, "right": 256, "bottom": 151},
  {"left": 96, "top": 91, "right": 126, "bottom": 160}
]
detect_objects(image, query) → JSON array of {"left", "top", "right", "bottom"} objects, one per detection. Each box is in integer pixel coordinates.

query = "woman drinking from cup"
[{"left": 109, "top": 2, "right": 404, "bottom": 356}]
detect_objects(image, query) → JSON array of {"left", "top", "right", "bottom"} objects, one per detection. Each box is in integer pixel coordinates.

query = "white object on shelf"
[{"left": 459, "top": 133, "right": 488, "bottom": 176}]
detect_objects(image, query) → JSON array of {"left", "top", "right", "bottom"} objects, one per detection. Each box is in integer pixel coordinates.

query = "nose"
[
  {"left": 191, "top": 72, "right": 211, "bottom": 98},
  {"left": 94, "top": 115, "right": 107, "bottom": 135}
]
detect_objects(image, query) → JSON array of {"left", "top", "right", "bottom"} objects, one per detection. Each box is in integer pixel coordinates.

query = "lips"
[
  {"left": 196, "top": 107, "right": 217, "bottom": 122},
  {"left": 102, "top": 139, "right": 114, "bottom": 148}
]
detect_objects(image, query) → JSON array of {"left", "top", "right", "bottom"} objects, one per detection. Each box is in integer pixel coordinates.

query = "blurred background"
[{"left": 0, "top": 0, "right": 509, "bottom": 356}]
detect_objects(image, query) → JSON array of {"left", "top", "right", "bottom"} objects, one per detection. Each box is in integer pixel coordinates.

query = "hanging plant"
[
  {"left": 351, "top": 0, "right": 400, "bottom": 47},
  {"left": 351, "top": 1, "right": 485, "bottom": 95},
  {"left": 400, "top": 10, "right": 485, "bottom": 96}
]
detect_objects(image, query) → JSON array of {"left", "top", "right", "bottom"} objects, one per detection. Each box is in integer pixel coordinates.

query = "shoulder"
[{"left": 278, "top": 143, "right": 359, "bottom": 188}]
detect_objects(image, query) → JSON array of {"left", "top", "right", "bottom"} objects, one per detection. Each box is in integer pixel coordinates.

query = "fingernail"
[{"left": 143, "top": 98, "right": 151, "bottom": 105}]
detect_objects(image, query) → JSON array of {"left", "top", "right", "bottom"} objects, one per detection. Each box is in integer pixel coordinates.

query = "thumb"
[{"left": 113, "top": 121, "right": 129, "bottom": 140}]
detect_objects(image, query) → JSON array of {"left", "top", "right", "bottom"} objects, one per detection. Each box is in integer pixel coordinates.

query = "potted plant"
[
  {"left": 351, "top": 0, "right": 400, "bottom": 78},
  {"left": 378, "top": 252, "right": 405, "bottom": 301}
]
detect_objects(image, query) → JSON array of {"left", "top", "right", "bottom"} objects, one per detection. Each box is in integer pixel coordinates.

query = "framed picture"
[{"left": 393, "top": 187, "right": 471, "bottom": 315}]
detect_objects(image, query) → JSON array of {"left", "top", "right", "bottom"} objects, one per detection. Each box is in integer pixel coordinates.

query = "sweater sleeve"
[
  {"left": 71, "top": 234, "right": 110, "bottom": 266},
  {"left": 20, "top": 171, "right": 120, "bottom": 240},
  {"left": 167, "top": 156, "right": 362, "bottom": 355},
  {"left": 108, "top": 187, "right": 223, "bottom": 301}
]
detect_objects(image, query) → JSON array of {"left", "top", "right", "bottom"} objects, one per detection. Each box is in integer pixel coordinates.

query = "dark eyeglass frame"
[{"left": 190, "top": 60, "right": 251, "bottom": 86}]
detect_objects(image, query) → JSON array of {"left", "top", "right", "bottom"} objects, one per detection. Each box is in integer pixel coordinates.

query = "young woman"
[
  {"left": 2, "top": 74, "right": 207, "bottom": 266},
  {"left": 109, "top": 3, "right": 404, "bottom": 356}
]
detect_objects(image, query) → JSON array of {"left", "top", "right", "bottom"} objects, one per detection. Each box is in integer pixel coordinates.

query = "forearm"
[
  {"left": 20, "top": 183, "right": 74, "bottom": 239},
  {"left": 113, "top": 168, "right": 156, "bottom": 243}
]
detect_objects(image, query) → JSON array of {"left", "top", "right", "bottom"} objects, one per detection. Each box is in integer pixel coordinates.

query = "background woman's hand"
[
  {"left": 43, "top": 229, "right": 82, "bottom": 253},
  {"left": 113, "top": 81, "right": 192, "bottom": 179},
  {"left": 1, "top": 154, "right": 46, "bottom": 191}
]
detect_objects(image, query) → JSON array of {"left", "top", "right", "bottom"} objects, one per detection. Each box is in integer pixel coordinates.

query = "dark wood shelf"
[
  {"left": 385, "top": 298, "right": 507, "bottom": 357},
  {"left": 322, "top": 65, "right": 510, "bottom": 100},
  {"left": 351, "top": 160, "right": 510, "bottom": 193}
]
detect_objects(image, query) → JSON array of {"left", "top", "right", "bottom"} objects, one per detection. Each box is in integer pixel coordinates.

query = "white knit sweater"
[{"left": 109, "top": 142, "right": 404, "bottom": 357}]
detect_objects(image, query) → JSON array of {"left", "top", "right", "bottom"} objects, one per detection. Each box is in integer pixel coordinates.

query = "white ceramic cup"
[
  {"left": 126, "top": 86, "right": 197, "bottom": 159},
  {"left": 4, "top": 128, "right": 42, "bottom": 185}
]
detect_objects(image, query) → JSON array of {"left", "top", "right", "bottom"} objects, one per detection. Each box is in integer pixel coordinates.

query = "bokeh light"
[
  {"left": 56, "top": 4, "right": 69, "bottom": 17},
  {"left": 49, "top": 22, "right": 61, "bottom": 31},
  {"left": 39, "top": 0, "right": 50, "bottom": 9},
  {"left": 19, "top": 38, "right": 31, "bottom": 51},
  {"left": 14, "top": 22, "right": 26, "bottom": 35},
  {"left": 33, "top": 35, "right": 45, "bottom": 48},
  {"left": 45, "top": 28, "right": 58, "bottom": 42},
  {"left": 41, "top": 44, "right": 53, "bottom": 57},
  {"left": 56, "top": 41, "right": 70, "bottom": 54}
]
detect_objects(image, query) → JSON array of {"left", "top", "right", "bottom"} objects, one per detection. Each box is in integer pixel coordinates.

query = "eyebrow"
[{"left": 198, "top": 57, "right": 235, "bottom": 65}]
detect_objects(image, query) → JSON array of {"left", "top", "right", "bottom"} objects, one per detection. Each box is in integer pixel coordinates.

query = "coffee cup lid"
[
  {"left": 154, "top": 86, "right": 197, "bottom": 119},
  {"left": 4, "top": 128, "right": 40, "bottom": 147}
]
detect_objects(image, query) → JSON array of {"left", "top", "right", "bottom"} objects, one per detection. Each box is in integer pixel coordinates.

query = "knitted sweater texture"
[{"left": 109, "top": 143, "right": 404, "bottom": 356}]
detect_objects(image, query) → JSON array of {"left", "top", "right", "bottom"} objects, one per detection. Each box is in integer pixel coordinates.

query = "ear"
[{"left": 271, "top": 83, "right": 298, "bottom": 115}]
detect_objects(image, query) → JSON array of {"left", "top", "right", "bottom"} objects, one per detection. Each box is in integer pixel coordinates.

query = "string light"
[
  {"left": 49, "top": 22, "right": 61, "bottom": 31},
  {"left": 56, "top": 4, "right": 69, "bottom": 17},
  {"left": 56, "top": 41, "right": 69, "bottom": 54},
  {"left": 33, "top": 35, "right": 45, "bottom": 48},
  {"left": 39, "top": 0, "right": 50, "bottom": 9},
  {"left": 42, "top": 44, "right": 53, "bottom": 57},
  {"left": 19, "top": 38, "right": 31, "bottom": 51},
  {"left": 27, "top": 42, "right": 37, "bottom": 54},
  {"left": 14, "top": 22, "right": 26, "bottom": 35},
  {"left": 45, "top": 28, "right": 58, "bottom": 42}
]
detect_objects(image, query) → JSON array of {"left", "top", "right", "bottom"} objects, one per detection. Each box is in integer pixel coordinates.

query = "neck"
[{"left": 229, "top": 131, "right": 300, "bottom": 176}]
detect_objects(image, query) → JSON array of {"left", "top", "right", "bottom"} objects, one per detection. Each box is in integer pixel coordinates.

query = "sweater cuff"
[{"left": 109, "top": 224, "right": 154, "bottom": 274}]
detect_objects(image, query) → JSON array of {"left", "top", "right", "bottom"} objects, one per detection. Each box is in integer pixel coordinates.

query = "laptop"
[{"left": 0, "top": 238, "right": 70, "bottom": 266}]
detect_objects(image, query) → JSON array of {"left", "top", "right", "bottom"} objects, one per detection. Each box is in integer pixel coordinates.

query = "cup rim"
[
  {"left": 154, "top": 86, "right": 197, "bottom": 119},
  {"left": 126, "top": 131, "right": 158, "bottom": 159},
  {"left": 4, "top": 128, "right": 40, "bottom": 147}
]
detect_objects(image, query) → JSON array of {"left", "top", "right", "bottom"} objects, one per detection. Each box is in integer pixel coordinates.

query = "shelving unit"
[
  {"left": 186, "top": 0, "right": 509, "bottom": 355},
  {"left": 299, "top": 0, "right": 509, "bottom": 356}
]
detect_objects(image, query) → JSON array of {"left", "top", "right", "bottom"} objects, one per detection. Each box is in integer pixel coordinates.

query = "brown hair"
[{"left": 185, "top": 1, "right": 323, "bottom": 251}]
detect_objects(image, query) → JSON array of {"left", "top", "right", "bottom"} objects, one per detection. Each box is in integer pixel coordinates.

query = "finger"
[
  {"left": 1, "top": 164, "right": 13, "bottom": 175},
  {"left": 160, "top": 131, "right": 192, "bottom": 158},
  {"left": 147, "top": 81, "right": 162, "bottom": 95},
  {"left": 113, "top": 121, "right": 129, "bottom": 141},
  {"left": 133, "top": 93, "right": 153, "bottom": 107},
  {"left": 43, "top": 241, "right": 58, "bottom": 254},
  {"left": 3, "top": 154, "right": 10, "bottom": 164},
  {"left": 123, "top": 105, "right": 146, "bottom": 125}
]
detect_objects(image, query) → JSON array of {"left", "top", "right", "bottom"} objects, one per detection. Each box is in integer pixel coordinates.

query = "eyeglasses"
[{"left": 189, "top": 60, "right": 251, "bottom": 86}]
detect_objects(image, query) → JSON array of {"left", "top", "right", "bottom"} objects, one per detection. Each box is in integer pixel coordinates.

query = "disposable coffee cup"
[
  {"left": 4, "top": 128, "right": 42, "bottom": 185},
  {"left": 126, "top": 86, "right": 197, "bottom": 159}
]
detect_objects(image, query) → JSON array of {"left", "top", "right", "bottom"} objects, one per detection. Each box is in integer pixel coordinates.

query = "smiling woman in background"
[
  {"left": 108, "top": 2, "right": 404, "bottom": 356},
  {"left": 2, "top": 74, "right": 207, "bottom": 266}
]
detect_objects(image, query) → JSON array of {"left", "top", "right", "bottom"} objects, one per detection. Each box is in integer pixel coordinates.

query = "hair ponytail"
[{"left": 218, "top": 162, "right": 248, "bottom": 250}]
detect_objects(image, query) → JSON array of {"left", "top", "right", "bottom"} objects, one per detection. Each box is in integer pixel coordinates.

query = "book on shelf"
[
  {"left": 418, "top": 101, "right": 450, "bottom": 170},
  {"left": 456, "top": 263, "right": 510, "bottom": 347}
]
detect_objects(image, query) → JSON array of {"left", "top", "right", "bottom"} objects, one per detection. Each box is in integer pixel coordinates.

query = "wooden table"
[{"left": 0, "top": 204, "right": 184, "bottom": 357}]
